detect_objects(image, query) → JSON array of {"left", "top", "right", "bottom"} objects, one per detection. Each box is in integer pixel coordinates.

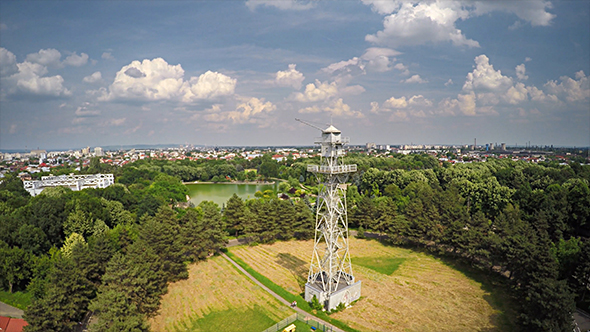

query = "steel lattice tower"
[{"left": 299, "top": 120, "right": 361, "bottom": 311}]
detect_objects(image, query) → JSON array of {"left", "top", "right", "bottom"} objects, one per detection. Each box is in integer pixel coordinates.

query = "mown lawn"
[
  {"left": 0, "top": 290, "right": 32, "bottom": 310},
  {"left": 149, "top": 255, "right": 294, "bottom": 332},
  {"left": 230, "top": 238, "right": 516, "bottom": 332},
  {"left": 351, "top": 256, "right": 406, "bottom": 275}
]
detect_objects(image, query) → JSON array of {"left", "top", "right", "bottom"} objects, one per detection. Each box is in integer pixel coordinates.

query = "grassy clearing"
[
  {"left": 0, "top": 290, "right": 32, "bottom": 310},
  {"left": 352, "top": 256, "right": 406, "bottom": 275},
  {"left": 225, "top": 251, "right": 360, "bottom": 332},
  {"left": 149, "top": 255, "right": 294, "bottom": 332},
  {"left": 178, "top": 305, "right": 276, "bottom": 332},
  {"left": 230, "top": 238, "right": 516, "bottom": 332}
]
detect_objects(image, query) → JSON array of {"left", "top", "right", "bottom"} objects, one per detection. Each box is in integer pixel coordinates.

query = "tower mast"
[{"left": 297, "top": 119, "right": 361, "bottom": 311}]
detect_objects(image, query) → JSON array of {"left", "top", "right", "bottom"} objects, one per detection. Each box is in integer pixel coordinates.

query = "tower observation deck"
[{"left": 300, "top": 122, "right": 361, "bottom": 311}]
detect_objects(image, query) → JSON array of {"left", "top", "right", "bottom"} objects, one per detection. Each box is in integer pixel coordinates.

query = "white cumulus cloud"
[
  {"left": 246, "top": 0, "right": 315, "bottom": 11},
  {"left": 184, "top": 71, "right": 237, "bottom": 101},
  {"left": 402, "top": 74, "right": 428, "bottom": 84},
  {"left": 275, "top": 64, "right": 305, "bottom": 89},
  {"left": 0, "top": 47, "right": 18, "bottom": 77},
  {"left": 98, "top": 58, "right": 236, "bottom": 103},
  {"left": 292, "top": 80, "right": 338, "bottom": 102},
  {"left": 544, "top": 71, "right": 590, "bottom": 103},
  {"left": 83, "top": 71, "right": 102, "bottom": 83},
  {"left": 516, "top": 63, "right": 528, "bottom": 80},
  {"left": 63, "top": 52, "right": 89, "bottom": 67},
  {"left": 365, "top": 2, "right": 479, "bottom": 48},
  {"left": 26, "top": 48, "right": 62, "bottom": 67}
]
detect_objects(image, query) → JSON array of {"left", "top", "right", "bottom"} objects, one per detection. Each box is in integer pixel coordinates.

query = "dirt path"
[
  {"left": 220, "top": 253, "right": 344, "bottom": 332},
  {"left": 0, "top": 301, "right": 24, "bottom": 318}
]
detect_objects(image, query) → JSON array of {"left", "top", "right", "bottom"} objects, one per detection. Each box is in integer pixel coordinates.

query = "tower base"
[{"left": 305, "top": 281, "right": 361, "bottom": 311}]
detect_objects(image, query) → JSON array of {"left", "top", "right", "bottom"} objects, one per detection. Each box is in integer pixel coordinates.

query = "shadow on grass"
[
  {"left": 357, "top": 237, "right": 518, "bottom": 331},
  {"left": 276, "top": 253, "right": 308, "bottom": 292}
]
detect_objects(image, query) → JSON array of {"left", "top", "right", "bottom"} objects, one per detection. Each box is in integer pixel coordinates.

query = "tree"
[
  {"left": 0, "top": 244, "right": 32, "bottom": 293},
  {"left": 24, "top": 255, "right": 94, "bottom": 332},
  {"left": 181, "top": 204, "right": 226, "bottom": 261},
  {"left": 224, "top": 194, "right": 247, "bottom": 237},
  {"left": 259, "top": 160, "right": 279, "bottom": 179},
  {"left": 139, "top": 207, "right": 187, "bottom": 282},
  {"left": 89, "top": 289, "right": 149, "bottom": 332}
]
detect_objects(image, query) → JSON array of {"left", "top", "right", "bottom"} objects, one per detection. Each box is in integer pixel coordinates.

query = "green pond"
[{"left": 185, "top": 182, "right": 277, "bottom": 207}]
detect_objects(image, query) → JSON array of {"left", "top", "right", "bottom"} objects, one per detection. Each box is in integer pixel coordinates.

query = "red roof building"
[{"left": 0, "top": 316, "right": 28, "bottom": 332}]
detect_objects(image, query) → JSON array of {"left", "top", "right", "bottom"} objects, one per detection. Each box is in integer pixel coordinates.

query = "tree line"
[
  {"left": 1, "top": 153, "right": 588, "bottom": 331},
  {"left": 347, "top": 158, "right": 590, "bottom": 331}
]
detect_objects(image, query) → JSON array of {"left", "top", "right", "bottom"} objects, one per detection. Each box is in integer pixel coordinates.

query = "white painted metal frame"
[{"left": 307, "top": 126, "right": 356, "bottom": 295}]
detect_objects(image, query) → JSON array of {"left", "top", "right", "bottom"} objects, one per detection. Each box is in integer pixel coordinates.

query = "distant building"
[
  {"left": 82, "top": 146, "right": 90, "bottom": 155},
  {"left": 501, "top": 143, "right": 506, "bottom": 151},
  {"left": 366, "top": 142, "right": 376, "bottom": 150},
  {"left": 94, "top": 147, "right": 104, "bottom": 157},
  {"left": 23, "top": 174, "right": 114, "bottom": 197}
]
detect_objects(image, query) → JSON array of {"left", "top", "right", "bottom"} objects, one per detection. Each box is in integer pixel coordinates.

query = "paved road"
[
  {"left": 0, "top": 301, "right": 24, "bottom": 318},
  {"left": 220, "top": 253, "right": 344, "bottom": 332}
]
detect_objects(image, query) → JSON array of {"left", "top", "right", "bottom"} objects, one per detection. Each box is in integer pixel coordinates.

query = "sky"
[{"left": 0, "top": 0, "right": 589, "bottom": 150}]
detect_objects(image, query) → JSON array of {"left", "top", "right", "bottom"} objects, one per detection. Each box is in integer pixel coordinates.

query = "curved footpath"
[
  {"left": 0, "top": 301, "right": 24, "bottom": 318},
  {"left": 220, "top": 252, "right": 344, "bottom": 332}
]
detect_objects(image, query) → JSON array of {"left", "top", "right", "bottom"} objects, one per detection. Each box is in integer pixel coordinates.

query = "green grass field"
[
  {"left": 177, "top": 305, "right": 277, "bottom": 332},
  {"left": 0, "top": 290, "right": 32, "bottom": 310},
  {"left": 352, "top": 256, "right": 406, "bottom": 275},
  {"left": 230, "top": 238, "right": 516, "bottom": 332},
  {"left": 150, "top": 255, "right": 294, "bottom": 332}
]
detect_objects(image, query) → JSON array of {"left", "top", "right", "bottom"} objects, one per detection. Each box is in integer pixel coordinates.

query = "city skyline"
[{"left": 1, "top": 1, "right": 589, "bottom": 150}]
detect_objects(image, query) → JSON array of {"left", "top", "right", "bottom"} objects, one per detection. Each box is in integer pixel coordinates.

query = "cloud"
[
  {"left": 83, "top": 71, "right": 102, "bottom": 83},
  {"left": 525, "top": 57, "right": 532, "bottom": 62},
  {"left": 463, "top": 55, "right": 512, "bottom": 92},
  {"left": 275, "top": 64, "right": 305, "bottom": 89},
  {"left": 471, "top": 0, "right": 555, "bottom": 27},
  {"left": 26, "top": 48, "right": 62, "bottom": 67},
  {"left": 365, "top": 2, "right": 479, "bottom": 48},
  {"left": 322, "top": 57, "right": 363, "bottom": 75},
  {"left": 98, "top": 57, "right": 236, "bottom": 103},
  {"left": 100, "top": 58, "right": 185, "bottom": 101},
  {"left": 63, "top": 52, "right": 89, "bottom": 67},
  {"left": 183, "top": 70, "right": 236, "bottom": 101},
  {"left": 361, "top": 47, "right": 401, "bottom": 72},
  {"left": 363, "top": 1, "right": 555, "bottom": 48},
  {"left": 445, "top": 79, "right": 454, "bottom": 86},
  {"left": 292, "top": 80, "right": 338, "bottom": 102},
  {"left": 544, "top": 70, "right": 590, "bottom": 103},
  {"left": 124, "top": 67, "right": 146, "bottom": 78},
  {"left": 393, "top": 62, "right": 409, "bottom": 76},
  {"left": 0, "top": 48, "right": 18, "bottom": 77},
  {"left": 75, "top": 105, "right": 101, "bottom": 117},
  {"left": 204, "top": 97, "right": 276, "bottom": 125},
  {"left": 373, "top": 94, "right": 433, "bottom": 114},
  {"left": 246, "top": 0, "right": 315, "bottom": 11},
  {"left": 516, "top": 63, "right": 528, "bottom": 80},
  {"left": 438, "top": 91, "right": 479, "bottom": 116},
  {"left": 101, "top": 52, "right": 115, "bottom": 60},
  {"left": 105, "top": 118, "right": 126, "bottom": 126},
  {"left": 402, "top": 74, "right": 428, "bottom": 84},
  {"left": 299, "top": 98, "right": 363, "bottom": 118},
  {"left": 504, "top": 82, "right": 528, "bottom": 104},
  {"left": 8, "top": 61, "right": 72, "bottom": 98},
  {"left": 9, "top": 124, "right": 17, "bottom": 134}
]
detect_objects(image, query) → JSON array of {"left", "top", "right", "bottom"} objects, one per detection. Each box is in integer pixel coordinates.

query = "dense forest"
[{"left": 0, "top": 152, "right": 589, "bottom": 331}]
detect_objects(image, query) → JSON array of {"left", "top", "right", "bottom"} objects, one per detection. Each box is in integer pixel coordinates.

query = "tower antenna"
[{"left": 298, "top": 119, "right": 361, "bottom": 311}]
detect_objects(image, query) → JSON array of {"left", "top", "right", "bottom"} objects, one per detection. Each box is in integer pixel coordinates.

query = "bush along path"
[{"left": 220, "top": 252, "right": 347, "bottom": 332}]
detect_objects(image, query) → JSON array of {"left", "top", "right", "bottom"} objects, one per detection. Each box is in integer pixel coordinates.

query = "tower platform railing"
[
  {"left": 307, "top": 164, "right": 357, "bottom": 174},
  {"left": 314, "top": 136, "right": 350, "bottom": 145}
]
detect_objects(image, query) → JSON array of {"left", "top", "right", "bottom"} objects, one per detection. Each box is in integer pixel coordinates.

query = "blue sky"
[{"left": 1, "top": 0, "right": 588, "bottom": 150}]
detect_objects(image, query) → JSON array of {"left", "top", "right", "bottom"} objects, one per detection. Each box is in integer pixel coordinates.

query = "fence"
[{"left": 261, "top": 313, "right": 334, "bottom": 332}]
